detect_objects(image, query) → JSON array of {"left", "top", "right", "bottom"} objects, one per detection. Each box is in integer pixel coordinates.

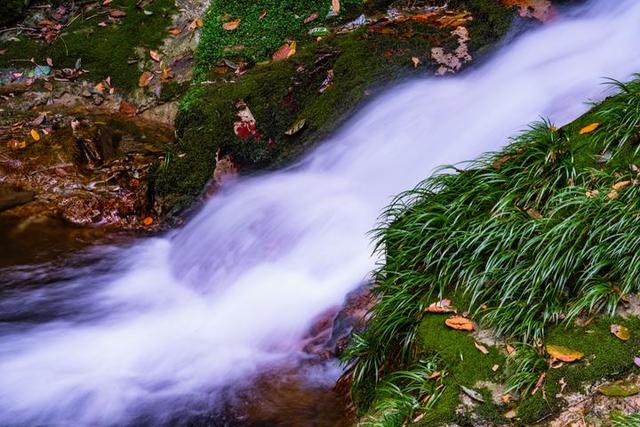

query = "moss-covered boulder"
[{"left": 153, "top": 0, "right": 515, "bottom": 214}]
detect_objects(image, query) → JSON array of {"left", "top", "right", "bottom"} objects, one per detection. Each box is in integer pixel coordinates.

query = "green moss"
[
  {"left": 195, "top": 0, "right": 362, "bottom": 78},
  {"left": 159, "top": 80, "right": 190, "bottom": 102},
  {"left": 517, "top": 317, "right": 640, "bottom": 424},
  {"left": 417, "top": 315, "right": 506, "bottom": 424},
  {"left": 0, "top": 0, "right": 176, "bottom": 89}
]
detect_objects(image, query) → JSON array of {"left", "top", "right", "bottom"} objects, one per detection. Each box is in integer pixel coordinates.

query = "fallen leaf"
[
  {"left": 559, "top": 377, "right": 567, "bottom": 394},
  {"left": 598, "top": 380, "right": 640, "bottom": 397},
  {"left": 428, "top": 371, "right": 441, "bottom": 380},
  {"left": 272, "top": 41, "right": 296, "bottom": 61},
  {"left": 501, "top": 393, "right": 513, "bottom": 404},
  {"left": 461, "top": 385, "right": 484, "bottom": 402},
  {"left": 526, "top": 207, "right": 543, "bottom": 219},
  {"left": 94, "top": 82, "right": 106, "bottom": 93},
  {"left": 504, "top": 409, "right": 517, "bottom": 419},
  {"left": 607, "top": 189, "right": 620, "bottom": 200},
  {"left": 109, "top": 10, "right": 126, "bottom": 18},
  {"left": 304, "top": 12, "right": 319, "bottom": 24},
  {"left": 138, "top": 71, "right": 154, "bottom": 87},
  {"left": 259, "top": 10, "right": 267, "bottom": 20},
  {"left": 332, "top": 0, "right": 341, "bottom": 14},
  {"left": 102, "top": 0, "right": 112, "bottom": 5},
  {"left": 46, "top": 57, "right": 53, "bottom": 66},
  {"left": 119, "top": 101, "right": 136, "bottom": 116},
  {"left": 0, "top": 48, "right": 7, "bottom": 55},
  {"left": 610, "top": 324, "right": 631, "bottom": 341},
  {"left": 31, "top": 113, "right": 46, "bottom": 126},
  {"left": 445, "top": 316, "right": 475, "bottom": 331},
  {"left": 233, "top": 101, "right": 261, "bottom": 140},
  {"left": 426, "top": 299, "right": 456, "bottom": 313},
  {"left": 492, "top": 364, "right": 500, "bottom": 372},
  {"left": 474, "top": 341, "right": 489, "bottom": 355},
  {"left": 506, "top": 344, "right": 515, "bottom": 355},
  {"left": 30, "top": 129, "right": 41, "bottom": 141},
  {"left": 546, "top": 344, "right": 583, "bottom": 362},
  {"left": 168, "top": 27, "right": 182, "bottom": 36},
  {"left": 579, "top": 122, "right": 600, "bottom": 135},
  {"left": 531, "top": 372, "right": 546, "bottom": 395},
  {"left": 635, "top": 356, "right": 640, "bottom": 368},
  {"left": 411, "top": 56, "right": 421, "bottom": 68},
  {"left": 223, "top": 19, "right": 241, "bottom": 31},
  {"left": 586, "top": 189, "right": 599, "bottom": 198},
  {"left": 6, "top": 139, "right": 26, "bottom": 150},
  {"left": 149, "top": 50, "right": 162, "bottom": 62},
  {"left": 319, "top": 69, "right": 334, "bottom": 93},
  {"left": 612, "top": 180, "right": 632, "bottom": 191},
  {"left": 142, "top": 217, "right": 154, "bottom": 226},
  {"left": 188, "top": 18, "right": 204, "bottom": 31},
  {"left": 285, "top": 118, "right": 306, "bottom": 136}
]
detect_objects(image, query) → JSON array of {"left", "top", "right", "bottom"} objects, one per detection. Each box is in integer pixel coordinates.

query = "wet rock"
[{"left": 0, "top": 186, "right": 35, "bottom": 212}]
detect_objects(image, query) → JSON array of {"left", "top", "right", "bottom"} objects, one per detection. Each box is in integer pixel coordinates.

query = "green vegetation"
[
  {"left": 345, "top": 75, "right": 640, "bottom": 424},
  {"left": 0, "top": 0, "right": 176, "bottom": 89}
]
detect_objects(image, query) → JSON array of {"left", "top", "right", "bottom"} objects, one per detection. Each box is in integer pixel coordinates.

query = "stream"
[{"left": 2, "top": 0, "right": 640, "bottom": 425}]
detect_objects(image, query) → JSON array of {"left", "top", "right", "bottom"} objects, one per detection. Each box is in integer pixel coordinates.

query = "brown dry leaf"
[
  {"left": 504, "top": 409, "right": 517, "bottom": 420},
  {"left": 411, "top": 56, "right": 421, "bottom": 68},
  {"left": 526, "top": 207, "right": 543, "bottom": 219},
  {"left": 610, "top": 324, "right": 631, "bottom": 341},
  {"left": 428, "top": 371, "right": 441, "bottom": 380},
  {"left": 142, "top": 217, "right": 154, "bottom": 226},
  {"left": 506, "top": 344, "right": 515, "bottom": 355},
  {"left": 223, "top": 19, "right": 241, "bottom": 31},
  {"left": 445, "top": 316, "right": 475, "bottom": 331},
  {"left": 474, "top": 341, "right": 489, "bottom": 355},
  {"left": 168, "top": 27, "right": 182, "bottom": 36},
  {"left": 612, "top": 180, "right": 632, "bottom": 191},
  {"left": 546, "top": 344, "right": 583, "bottom": 362},
  {"left": 46, "top": 57, "right": 53, "bottom": 66},
  {"left": 138, "top": 71, "right": 154, "bottom": 87},
  {"left": 102, "top": 0, "right": 112, "bottom": 5},
  {"left": 272, "top": 41, "right": 296, "bottom": 61},
  {"left": 426, "top": 299, "right": 456, "bottom": 313},
  {"left": 119, "top": 101, "right": 136, "bottom": 116},
  {"left": 579, "top": 122, "right": 600, "bottom": 135},
  {"left": 607, "top": 189, "right": 620, "bottom": 200},
  {"left": 188, "top": 18, "right": 204, "bottom": 31},
  {"left": 30, "top": 129, "right": 41, "bottom": 141},
  {"left": 304, "top": 12, "right": 319, "bottom": 24},
  {"left": 109, "top": 10, "right": 126, "bottom": 18},
  {"left": 7, "top": 139, "right": 26, "bottom": 150},
  {"left": 94, "top": 82, "right": 106, "bottom": 93},
  {"left": 332, "top": 0, "right": 341, "bottom": 14},
  {"left": 585, "top": 189, "right": 599, "bottom": 198},
  {"left": 149, "top": 50, "right": 162, "bottom": 62},
  {"left": 531, "top": 372, "right": 546, "bottom": 395},
  {"left": 501, "top": 393, "right": 513, "bottom": 404},
  {"left": 259, "top": 10, "right": 268, "bottom": 19}
]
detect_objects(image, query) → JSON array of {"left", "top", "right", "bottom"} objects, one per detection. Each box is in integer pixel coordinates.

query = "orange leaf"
[
  {"left": 612, "top": 180, "right": 632, "bottom": 191},
  {"left": 7, "top": 139, "right": 26, "bottom": 150},
  {"left": 426, "top": 299, "right": 456, "bottom": 313},
  {"left": 546, "top": 344, "right": 583, "bottom": 362},
  {"left": 506, "top": 344, "right": 515, "bottom": 355},
  {"left": 272, "top": 41, "right": 296, "bottom": 61},
  {"left": 610, "top": 324, "right": 631, "bottom": 341},
  {"left": 579, "top": 122, "right": 600, "bottom": 135},
  {"left": 30, "top": 129, "right": 41, "bottom": 141},
  {"left": 332, "top": 0, "right": 341, "bottom": 14},
  {"left": 138, "top": 71, "right": 154, "bottom": 87},
  {"left": 223, "top": 19, "right": 241, "bottom": 31},
  {"left": 119, "top": 101, "right": 136, "bottom": 116},
  {"left": 149, "top": 50, "right": 162, "bottom": 62},
  {"left": 168, "top": 27, "right": 182, "bottom": 36},
  {"left": 444, "top": 316, "right": 475, "bottom": 331},
  {"left": 142, "top": 217, "right": 154, "bottom": 226}
]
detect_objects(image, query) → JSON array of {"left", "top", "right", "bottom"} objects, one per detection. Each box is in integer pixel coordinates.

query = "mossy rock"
[
  {"left": 0, "top": 0, "right": 176, "bottom": 89},
  {"left": 153, "top": 0, "right": 514, "bottom": 213}
]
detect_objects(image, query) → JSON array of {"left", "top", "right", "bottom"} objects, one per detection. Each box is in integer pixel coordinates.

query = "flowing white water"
[{"left": 2, "top": 0, "right": 640, "bottom": 424}]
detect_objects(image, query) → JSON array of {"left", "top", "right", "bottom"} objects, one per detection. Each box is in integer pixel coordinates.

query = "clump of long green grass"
[
  {"left": 612, "top": 413, "right": 640, "bottom": 427},
  {"left": 357, "top": 357, "right": 442, "bottom": 427},
  {"left": 345, "top": 74, "right": 640, "bottom": 410},
  {"left": 504, "top": 344, "right": 547, "bottom": 396}
]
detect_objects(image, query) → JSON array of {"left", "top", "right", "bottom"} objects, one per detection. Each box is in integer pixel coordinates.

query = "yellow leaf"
[
  {"left": 30, "top": 129, "right": 41, "bottom": 141},
  {"left": 223, "top": 19, "right": 241, "bottom": 31},
  {"left": 444, "top": 316, "right": 475, "bottom": 331},
  {"left": 610, "top": 324, "right": 631, "bottom": 341},
  {"left": 546, "top": 344, "right": 583, "bottom": 362},
  {"left": 579, "top": 122, "right": 600, "bottom": 135},
  {"left": 138, "top": 71, "right": 154, "bottom": 87}
]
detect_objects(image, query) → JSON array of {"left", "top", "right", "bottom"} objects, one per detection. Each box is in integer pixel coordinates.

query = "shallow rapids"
[{"left": 2, "top": 0, "right": 640, "bottom": 424}]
